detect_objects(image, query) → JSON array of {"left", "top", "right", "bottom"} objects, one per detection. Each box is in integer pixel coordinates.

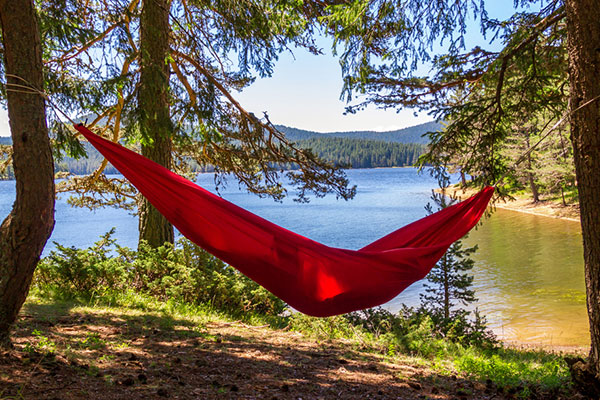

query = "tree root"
[{"left": 566, "top": 357, "right": 600, "bottom": 398}]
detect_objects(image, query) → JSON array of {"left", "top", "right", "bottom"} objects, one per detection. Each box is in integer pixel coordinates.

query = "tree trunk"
[
  {"left": 526, "top": 169, "right": 539, "bottom": 203},
  {"left": 565, "top": 0, "right": 600, "bottom": 395},
  {"left": 443, "top": 265, "right": 449, "bottom": 320},
  {"left": 0, "top": 0, "right": 55, "bottom": 345},
  {"left": 525, "top": 133, "right": 540, "bottom": 203},
  {"left": 138, "top": 0, "right": 174, "bottom": 248}
]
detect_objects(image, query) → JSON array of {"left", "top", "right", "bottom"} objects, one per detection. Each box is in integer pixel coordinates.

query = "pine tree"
[
  {"left": 0, "top": 0, "right": 55, "bottom": 345},
  {"left": 420, "top": 191, "right": 478, "bottom": 321}
]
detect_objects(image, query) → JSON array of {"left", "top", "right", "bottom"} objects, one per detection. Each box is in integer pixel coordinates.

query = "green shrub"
[
  {"left": 35, "top": 230, "right": 286, "bottom": 316},
  {"left": 36, "top": 229, "right": 126, "bottom": 296}
]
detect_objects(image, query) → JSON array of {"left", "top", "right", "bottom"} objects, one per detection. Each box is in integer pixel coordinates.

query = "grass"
[{"left": 1, "top": 288, "right": 577, "bottom": 399}]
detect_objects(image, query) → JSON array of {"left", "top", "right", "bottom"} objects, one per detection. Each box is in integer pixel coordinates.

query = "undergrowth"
[{"left": 29, "top": 231, "right": 575, "bottom": 398}]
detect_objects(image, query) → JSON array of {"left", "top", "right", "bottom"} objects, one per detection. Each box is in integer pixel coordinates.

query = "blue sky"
[{"left": 0, "top": 1, "right": 523, "bottom": 137}]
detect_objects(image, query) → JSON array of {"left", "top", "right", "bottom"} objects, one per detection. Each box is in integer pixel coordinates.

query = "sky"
[
  {"left": 0, "top": 2, "right": 521, "bottom": 137},
  {"left": 233, "top": 39, "right": 431, "bottom": 133},
  {"left": 0, "top": 39, "right": 428, "bottom": 137}
]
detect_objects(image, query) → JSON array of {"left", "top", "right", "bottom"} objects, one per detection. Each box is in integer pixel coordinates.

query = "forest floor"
[
  {"left": 440, "top": 186, "right": 580, "bottom": 221},
  {"left": 0, "top": 297, "right": 585, "bottom": 400}
]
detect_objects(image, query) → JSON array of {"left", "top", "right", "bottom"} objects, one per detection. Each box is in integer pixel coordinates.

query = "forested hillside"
[
  {"left": 0, "top": 122, "right": 433, "bottom": 180},
  {"left": 0, "top": 139, "right": 118, "bottom": 179},
  {"left": 298, "top": 137, "right": 425, "bottom": 168},
  {"left": 54, "top": 142, "right": 119, "bottom": 175},
  {"left": 278, "top": 120, "right": 440, "bottom": 144}
]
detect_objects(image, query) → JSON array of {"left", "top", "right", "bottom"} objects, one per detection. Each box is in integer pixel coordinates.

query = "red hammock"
[{"left": 74, "top": 125, "right": 493, "bottom": 317}]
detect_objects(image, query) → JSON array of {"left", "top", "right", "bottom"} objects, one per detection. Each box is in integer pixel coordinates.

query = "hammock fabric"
[{"left": 74, "top": 124, "right": 494, "bottom": 317}]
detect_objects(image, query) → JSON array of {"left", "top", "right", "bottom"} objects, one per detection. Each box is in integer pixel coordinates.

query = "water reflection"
[{"left": 463, "top": 208, "right": 588, "bottom": 347}]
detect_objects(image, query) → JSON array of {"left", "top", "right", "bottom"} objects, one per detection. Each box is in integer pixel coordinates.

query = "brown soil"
[{"left": 0, "top": 302, "right": 577, "bottom": 400}]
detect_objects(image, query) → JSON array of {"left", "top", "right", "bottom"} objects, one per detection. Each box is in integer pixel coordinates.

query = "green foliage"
[
  {"left": 29, "top": 0, "right": 356, "bottom": 208},
  {"left": 420, "top": 241, "right": 477, "bottom": 316},
  {"left": 288, "top": 313, "right": 356, "bottom": 340},
  {"left": 36, "top": 229, "right": 126, "bottom": 295},
  {"left": 1, "top": 132, "right": 426, "bottom": 180},
  {"left": 78, "top": 332, "right": 106, "bottom": 350},
  {"left": 55, "top": 142, "right": 119, "bottom": 176},
  {"left": 456, "top": 347, "right": 570, "bottom": 394},
  {"left": 414, "top": 191, "right": 496, "bottom": 347},
  {"left": 324, "top": 0, "right": 572, "bottom": 200},
  {"left": 341, "top": 306, "right": 567, "bottom": 394},
  {"left": 297, "top": 137, "right": 425, "bottom": 168},
  {"left": 24, "top": 329, "right": 57, "bottom": 355},
  {"left": 35, "top": 230, "right": 286, "bottom": 316}
]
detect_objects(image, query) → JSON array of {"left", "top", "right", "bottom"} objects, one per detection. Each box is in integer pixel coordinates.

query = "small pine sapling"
[{"left": 419, "top": 190, "right": 493, "bottom": 345}]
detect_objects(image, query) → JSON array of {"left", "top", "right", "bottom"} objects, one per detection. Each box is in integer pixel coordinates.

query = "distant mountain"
[
  {"left": 276, "top": 121, "right": 441, "bottom": 144},
  {"left": 1, "top": 121, "right": 437, "bottom": 179},
  {"left": 1, "top": 121, "right": 439, "bottom": 146}
]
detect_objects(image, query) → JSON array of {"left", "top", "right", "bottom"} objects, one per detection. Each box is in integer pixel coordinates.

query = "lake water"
[{"left": 0, "top": 168, "right": 588, "bottom": 347}]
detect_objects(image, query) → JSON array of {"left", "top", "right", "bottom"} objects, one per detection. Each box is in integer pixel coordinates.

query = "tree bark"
[
  {"left": 525, "top": 132, "right": 540, "bottom": 203},
  {"left": 138, "top": 0, "right": 174, "bottom": 248},
  {"left": 565, "top": 0, "right": 600, "bottom": 395},
  {"left": 0, "top": 0, "right": 55, "bottom": 345}
]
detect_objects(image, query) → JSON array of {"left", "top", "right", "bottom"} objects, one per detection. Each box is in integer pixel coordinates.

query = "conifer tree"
[
  {"left": 420, "top": 191, "right": 478, "bottom": 321},
  {"left": 0, "top": 0, "right": 55, "bottom": 345}
]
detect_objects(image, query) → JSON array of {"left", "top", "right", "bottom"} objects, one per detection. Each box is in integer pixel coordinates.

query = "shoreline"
[
  {"left": 438, "top": 186, "right": 581, "bottom": 222},
  {"left": 443, "top": 185, "right": 586, "bottom": 352},
  {"left": 501, "top": 340, "right": 588, "bottom": 355}
]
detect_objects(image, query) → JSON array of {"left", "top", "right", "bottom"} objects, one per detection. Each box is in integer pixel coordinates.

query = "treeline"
[
  {"left": 297, "top": 137, "right": 426, "bottom": 168},
  {"left": 55, "top": 148, "right": 119, "bottom": 176},
  {"left": 277, "top": 121, "right": 440, "bottom": 144},
  {"left": 1, "top": 135, "right": 427, "bottom": 180},
  {"left": 0, "top": 141, "right": 119, "bottom": 180}
]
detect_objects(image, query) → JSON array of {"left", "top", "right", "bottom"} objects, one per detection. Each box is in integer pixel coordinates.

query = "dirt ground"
[{"left": 0, "top": 301, "right": 578, "bottom": 400}]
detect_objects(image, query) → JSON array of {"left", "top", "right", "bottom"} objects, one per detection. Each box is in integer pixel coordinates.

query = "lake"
[{"left": 0, "top": 168, "right": 588, "bottom": 347}]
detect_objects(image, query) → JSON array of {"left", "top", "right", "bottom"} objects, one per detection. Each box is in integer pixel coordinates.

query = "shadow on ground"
[{"left": 0, "top": 300, "right": 567, "bottom": 399}]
